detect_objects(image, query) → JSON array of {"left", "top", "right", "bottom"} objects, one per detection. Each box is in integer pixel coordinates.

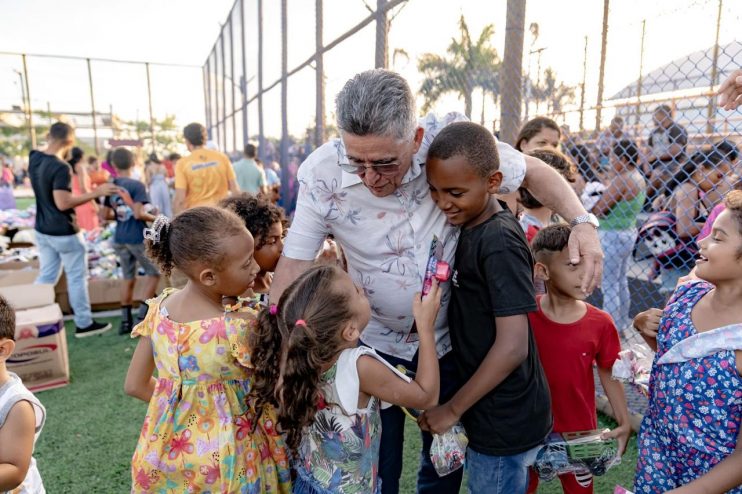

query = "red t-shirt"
[{"left": 529, "top": 297, "right": 620, "bottom": 433}]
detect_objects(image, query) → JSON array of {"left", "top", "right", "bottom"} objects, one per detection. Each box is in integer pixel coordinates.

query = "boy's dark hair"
[
  {"left": 519, "top": 149, "right": 576, "bottom": 209},
  {"left": 427, "top": 121, "right": 500, "bottom": 178},
  {"left": 244, "top": 144, "right": 257, "bottom": 159},
  {"left": 0, "top": 295, "right": 15, "bottom": 340},
  {"left": 251, "top": 265, "right": 355, "bottom": 452},
  {"left": 654, "top": 104, "right": 672, "bottom": 116},
  {"left": 183, "top": 123, "right": 207, "bottom": 147},
  {"left": 168, "top": 153, "right": 182, "bottom": 161},
  {"left": 218, "top": 194, "right": 286, "bottom": 250},
  {"left": 111, "top": 147, "right": 134, "bottom": 170},
  {"left": 612, "top": 139, "right": 639, "bottom": 167},
  {"left": 515, "top": 117, "right": 560, "bottom": 152},
  {"left": 145, "top": 207, "right": 247, "bottom": 277},
  {"left": 49, "top": 122, "right": 74, "bottom": 142},
  {"left": 532, "top": 224, "right": 572, "bottom": 262}
]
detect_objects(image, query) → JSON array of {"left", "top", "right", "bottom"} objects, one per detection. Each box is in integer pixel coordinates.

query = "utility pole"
[
  {"left": 315, "top": 0, "right": 325, "bottom": 148},
  {"left": 240, "top": 0, "right": 248, "bottom": 147},
  {"left": 594, "top": 0, "right": 610, "bottom": 132},
  {"left": 145, "top": 62, "right": 156, "bottom": 153},
  {"left": 257, "top": 0, "right": 265, "bottom": 161},
  {"left": 499, "top": 0, "right": 526, "bottom": 145},
  {"left": 706, "top": 0, "right": 723, "bottom": 134},
  {"left": 21, "top": 55, "right": 36, "bottom": 149},
  {"left": 280, "top": 0, "right": 289, "bottom": 196},
  {"left": 375, "top": 0, "right": 388, "bottom": 68}
]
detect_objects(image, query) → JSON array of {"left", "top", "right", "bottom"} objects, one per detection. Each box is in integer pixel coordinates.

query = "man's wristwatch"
[{"left": 570, "top": 213, "right": 600, "bottom": 229}]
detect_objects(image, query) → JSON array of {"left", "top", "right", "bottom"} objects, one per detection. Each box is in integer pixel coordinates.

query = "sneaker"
[
  {"left": 118, "top": 319, "right": 134, "bottom": 335},
  {"left": 75, "top": 321, "right": 112, "bottom": 338}
]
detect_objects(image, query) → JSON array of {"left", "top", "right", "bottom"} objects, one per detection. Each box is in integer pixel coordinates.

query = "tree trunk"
[
  {"left": 499, "top": 0, "right": 526, "bottom": 144},
  {"left": 464, "top": 89, "right": 473, "bottom": 120},
  {"left": 480, "top": 88, "right": 486, "bottom": 125}
]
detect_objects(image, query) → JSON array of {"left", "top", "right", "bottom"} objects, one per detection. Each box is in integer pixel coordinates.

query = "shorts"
[{"left": 113, "top": 243, "right": 159, "bottom": 280}]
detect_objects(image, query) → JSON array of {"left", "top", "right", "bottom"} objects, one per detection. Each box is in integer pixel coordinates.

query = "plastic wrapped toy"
[
  {"left": 612, "top": 345, "right": 652, "bottom": 397},
  {"left": 430, "top": 423, "right": 468, "bottom": 476},
  {"left": 534, "top": 430, "right": 620, "bottom": 481}
]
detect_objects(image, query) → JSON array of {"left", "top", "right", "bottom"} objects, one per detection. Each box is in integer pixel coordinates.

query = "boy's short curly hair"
[
  {"left": 219, "top": 194, "right": 287, "bottom": 250},
  {"left": 531, "top": 224, "right": 572, "bottom": 263},
  {"left": 427, "top": 121, "right": 500, "bottom": 178},
  {"left": 0, "top": 295, "right": 16, "bottom": 340}
]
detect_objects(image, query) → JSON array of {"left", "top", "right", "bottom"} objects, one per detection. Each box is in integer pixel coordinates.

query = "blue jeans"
[
  {"left": 375, "top": 349, "right": 463, "bottom": 494},
  {"left": 35, "top": 231, "right": 92, "bottom": 328},
  {"left": 660, "top": 266, "right": 687, "bottom": 297},
  {"left": 600, "top": 228, "right": 637, "bottom": 331},
  {"left": 466, "top": 445, "right": 541, "bottom": 494}
]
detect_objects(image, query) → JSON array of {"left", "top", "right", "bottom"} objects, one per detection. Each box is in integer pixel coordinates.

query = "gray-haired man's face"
[{"left": 341, "top": 128, "right": 423, "bottom": 198}]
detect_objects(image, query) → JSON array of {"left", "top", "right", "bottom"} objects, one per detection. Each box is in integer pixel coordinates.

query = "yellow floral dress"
[{"left": 130, "top": 289, "right": 291, "bottom": 494}]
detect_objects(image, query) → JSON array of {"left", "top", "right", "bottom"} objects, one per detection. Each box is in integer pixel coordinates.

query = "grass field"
[{"left": 31, "top": 318, "right": 638, "bottom": 493}]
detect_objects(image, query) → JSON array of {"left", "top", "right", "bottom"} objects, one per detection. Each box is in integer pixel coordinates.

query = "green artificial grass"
[
  {"left": 32, "top": 318, "right": 638, "bottom": 493},
  {"left": 15, "top": 197, "right": 35, "bottom": 211}
]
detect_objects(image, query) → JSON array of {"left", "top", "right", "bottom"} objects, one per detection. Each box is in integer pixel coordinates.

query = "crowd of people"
[{"left": 0, "top": 68, "right": 741, "bottom": 494}]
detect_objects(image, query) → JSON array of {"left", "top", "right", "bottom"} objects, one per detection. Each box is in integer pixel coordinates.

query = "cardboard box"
[
  {"left": 0, "top": 268, "right": 38, "bottom": 287},
  {"left": 1, "top": 284, "right": 69, "bottom": 392}
]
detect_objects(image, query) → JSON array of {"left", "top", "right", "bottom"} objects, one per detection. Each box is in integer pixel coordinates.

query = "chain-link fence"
[{"left": 204, "top": 0, "right": 740, "bottom": 348}]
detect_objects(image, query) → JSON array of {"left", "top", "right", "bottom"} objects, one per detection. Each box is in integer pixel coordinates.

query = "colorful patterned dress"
[
  {"left": 294, "top": 347, "right": 409, "bottom": 494},
  {"left": 130, "top": 289, "right": 291, "bottom": 494},
  {"left": 634, "top": 281, "right": 742, "bottom": 493}
]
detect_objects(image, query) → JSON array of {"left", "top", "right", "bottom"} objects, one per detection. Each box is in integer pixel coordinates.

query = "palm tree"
[
  {"left": 418, "top": 16, "right": 501, "bottom": 119},
  {"left": 531, "top": 67, "right": 575, "bottom": 115}
]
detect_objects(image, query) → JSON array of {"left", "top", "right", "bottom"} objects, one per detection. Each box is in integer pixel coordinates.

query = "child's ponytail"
[
  {"left": 144, "top": 215, "right": 174, "bottom": 276},
  {"left": 251, "top": 305, "right": 286, "bottom": 417}
]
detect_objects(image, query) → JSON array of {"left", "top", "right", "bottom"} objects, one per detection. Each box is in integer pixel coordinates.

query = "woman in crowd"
[
  {"left": 68, "top": 147, "right": 99, "bottom": 231},
  {"left": 592, "top": 139, "right": 646, "bottom": 332}
]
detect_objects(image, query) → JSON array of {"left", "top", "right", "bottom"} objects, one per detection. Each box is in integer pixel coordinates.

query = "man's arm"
[
  {"left": 269, "top": 256, "right": 314, "bottom": 304},
  {"left": 228, "top": 179, "right": 240, "bottom": 195},
  {"left": 53, "top": 183, "right": 117, "bottom": 211},
  {"left": 173, "top": 188, "right": 186, "bottom": 215},
  {"left": 521, "top": 154, "right": 603, "bottom": 292},
  {"left": 419, "top": 315, "right": 529, "bottom": 434}
]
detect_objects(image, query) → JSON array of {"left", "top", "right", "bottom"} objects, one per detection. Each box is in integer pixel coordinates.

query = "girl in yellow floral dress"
[{"left": 124, "top": 207, "right": 291, "bottom": 494}]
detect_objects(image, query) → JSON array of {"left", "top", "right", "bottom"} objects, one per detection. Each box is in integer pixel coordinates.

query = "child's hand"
[
  {"left": 418, "top": 402, "right": 459, "bottom": 435},
  {"left": 633, "top": 308, "right": 662, "bottom": 340},
  {"left": 412, "top": 280, "right": 441, "bottom": 335},
  {"left": 601, "top": 424, "right": 632, "bottom": 456}
]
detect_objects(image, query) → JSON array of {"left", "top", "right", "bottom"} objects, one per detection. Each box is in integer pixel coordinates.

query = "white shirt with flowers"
[{"left": 283, "top": 112, "right": 526, "bottom": 360}]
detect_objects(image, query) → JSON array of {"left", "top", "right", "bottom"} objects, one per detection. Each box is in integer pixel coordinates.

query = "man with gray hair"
[{"left": 270, "top": 69, "right": 603, "bottom": 493}]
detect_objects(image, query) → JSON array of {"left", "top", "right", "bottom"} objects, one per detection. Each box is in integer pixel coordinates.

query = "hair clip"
[
  {"left": 295, "top": 319, "right": 307, "bottom": 327},
  {"left": 269, "top": 304, "right": 278, "bottom": 315},
  {"left": 143, "top": 215, "right": 170, "bottom": 244}
]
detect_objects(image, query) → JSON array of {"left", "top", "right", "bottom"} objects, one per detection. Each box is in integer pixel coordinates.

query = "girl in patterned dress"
[
  {"left": 124, "top": 207, "right": 291, "bottom": 494},
  {"left": 251, "top": 265, "right": 442, "bottom": 494},
  {"left": 633, "top": 190, "right": 742, "bottom": 493}
]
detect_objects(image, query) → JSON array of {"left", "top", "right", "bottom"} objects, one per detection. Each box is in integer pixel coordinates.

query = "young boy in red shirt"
[{"left": 527, "top": 224, "right": 631, "bottom": 493}]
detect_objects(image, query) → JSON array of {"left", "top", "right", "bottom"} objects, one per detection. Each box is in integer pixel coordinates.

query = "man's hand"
[
  {"left": 601, "top": 424, "right": 631, "bottom": 456},
  {"left": 418, "top": 402, "right": 460, "bottom": 435},
  {"left": 718, "top": 69, "right": 742, "bottom": 111},
  {"left": 568, "top": 223, "right": 604, "bottom": 294},
  {"left": 94, "top": 183, "right": 119, "bottom": 197}
]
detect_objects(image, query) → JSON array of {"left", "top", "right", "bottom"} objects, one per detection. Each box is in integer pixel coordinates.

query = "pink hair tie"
[
  {"left": 269, "top": 304, "right": 278, "bottom": 315},
  {"left": 295, "top": 319, "right": 307, "bottom": 327}
]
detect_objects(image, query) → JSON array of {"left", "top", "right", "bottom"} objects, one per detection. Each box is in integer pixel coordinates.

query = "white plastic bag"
[{"left": 430, "top": 423, "right": 468, "bottom": 476}]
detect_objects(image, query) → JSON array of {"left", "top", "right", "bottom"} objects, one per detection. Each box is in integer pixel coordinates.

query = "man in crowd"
[
  {"left": 270, "top": 69, "right": 604, "bottom": 494},
  {"left": 645, "top": 104, "right": 688, "bottom": 204},
  {"left": 232, "top": 143, "right": 266, "bottom": 196},
  {"left": 173, "top": 122, "right": 239, "bottom": 213},
  {"left": 596, "top": 116, "right": 625, "bottom": 169},
  {"left": 29, "top": 122, "right": 118, "bottom": 337}
]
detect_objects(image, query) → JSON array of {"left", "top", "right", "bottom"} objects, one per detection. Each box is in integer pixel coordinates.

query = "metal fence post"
[
  {"left": 706, "top": 0, "right": 723, "bottom": 134},
  {"left": 375, "top": 0, "right": 388, "bottom": 69},
  {"left": 145, "top": 62, "right": 156, "bottom": 153},
  {"left": 240, "top": 0, "right": 248, "bottom": 147},
  {"left": 204, "top": 62, "right": 211, "bottom": 140},
  {"left": 258, "top": 0, "right": 266, "bottom": 161},
  {"left": 220, "top": 27, "right": 227, "bottom": 152},
  {"left": 499, "top": 0, "right": 526, "bottom": 145},
  {"left": 635, "top": 20, "right": 646, "bottom": 133},
  {"left": 86, "top": 58, "right": 99, "bottom": 154},
  {"left": 229, "top": 13, "right": 237, "bottom": 153},
  {"left": 21, "top": 54, "right": 36, "bottom": 149},
  {"left": 595, "top": 0, "right": 610, "bottom": 133}
]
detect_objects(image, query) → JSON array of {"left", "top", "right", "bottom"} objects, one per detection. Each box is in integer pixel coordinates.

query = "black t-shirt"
[
  {"left": 448, "top": 205, "right": 552, "bottom": 456},
  {"left": 648, "top": 122, "right": 688, "bottom": 164},
  {"left": 28, "top": 150, "right": 78, "bottom": 236}
]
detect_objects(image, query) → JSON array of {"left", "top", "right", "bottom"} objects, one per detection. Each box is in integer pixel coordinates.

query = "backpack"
[{"left": 634, "top": 211, "right": 697, "bottom": 270}]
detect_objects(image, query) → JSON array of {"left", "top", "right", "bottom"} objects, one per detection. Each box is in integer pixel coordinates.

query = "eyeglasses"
[{"left": 338, "top": 160, "right": 401, "bottom": 176}]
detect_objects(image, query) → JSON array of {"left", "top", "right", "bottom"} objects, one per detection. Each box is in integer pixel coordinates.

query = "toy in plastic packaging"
[
  {"left": 614, "top": 486, "right": 634, "bottom": 494},
  {"left": 429, "top": 423, "right": 468, "bottom": 477},
  {"left": 534, "top": 429, "right": 620, "bottom": 482},
  {"left": 611, "top": 345, "right": 652, "bottom": 397},
  {"left": 422, "top": 235, "right": 450, "bottom": 297}
]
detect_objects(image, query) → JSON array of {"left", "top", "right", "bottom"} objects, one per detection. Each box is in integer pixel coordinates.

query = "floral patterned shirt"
[{"left": 283, "top": 113, "right": 526, "bottom": 359}]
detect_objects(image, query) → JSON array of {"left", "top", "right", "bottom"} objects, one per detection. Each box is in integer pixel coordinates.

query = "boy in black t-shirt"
[
  {"left": 419, "top": 122, "right": 552, "bottom": 494},
  {"left": 102, "top": 148, "right": 159, "bottom": 334}
]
